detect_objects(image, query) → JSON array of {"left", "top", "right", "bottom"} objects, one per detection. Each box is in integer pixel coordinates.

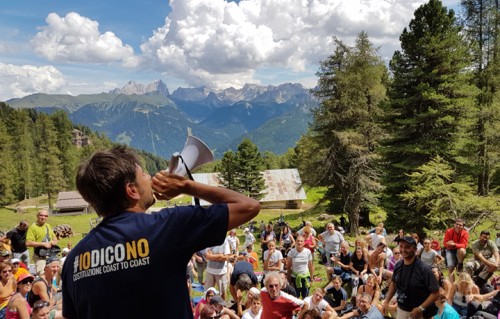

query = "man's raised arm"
[{"left": 152, "top": 171, "right": 260, "bottom": 230}]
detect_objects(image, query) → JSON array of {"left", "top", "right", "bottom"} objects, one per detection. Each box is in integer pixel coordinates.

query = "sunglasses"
[
  {"left": 267, "top": 284, "right": 279, "bottom": 288},
  {"left": 33, "top": 300, "right": 50, "bottom": 310},
  {"left": 19, "top": 279, "right": 34, "bottom": 285}
]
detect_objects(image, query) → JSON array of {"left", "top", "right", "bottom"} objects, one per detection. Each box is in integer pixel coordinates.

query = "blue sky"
[{"left": 0, "top": 0, "right": 460, "bottom": 101}]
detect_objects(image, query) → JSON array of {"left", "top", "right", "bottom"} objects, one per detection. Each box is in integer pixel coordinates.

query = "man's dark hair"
[
  {"left": 76, "top": 145, "right": 141, "bottom": 217},
  {"left": 480, "top": 230, "right": 490, "bottom": 236},
  {"left": 235, "top": 273, "right": 253, "bottom": 291}
]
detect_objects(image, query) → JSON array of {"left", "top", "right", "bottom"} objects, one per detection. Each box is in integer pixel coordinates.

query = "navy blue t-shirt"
[{"left": 62, "top": 204, "right": 229, "bottom": 319}]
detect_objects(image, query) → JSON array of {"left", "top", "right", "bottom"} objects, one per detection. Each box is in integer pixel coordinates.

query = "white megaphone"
[{"left": 168, "top": 135, "right": 214, "bottom": 177}]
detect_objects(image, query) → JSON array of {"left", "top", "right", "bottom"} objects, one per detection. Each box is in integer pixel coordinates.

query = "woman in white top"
[
  {"left": 287, "top": 235, "right": 314, "bottom": 299},
  {"left": 263, "top": 240, "right": 283, "bottom": 273}
]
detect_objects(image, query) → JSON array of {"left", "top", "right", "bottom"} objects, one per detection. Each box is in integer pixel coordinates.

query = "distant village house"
[{"left": 72, "top": 129, "right": 92, "bottom": 147}]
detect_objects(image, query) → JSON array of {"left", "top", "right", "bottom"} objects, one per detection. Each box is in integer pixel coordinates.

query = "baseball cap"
[
  {"left": 244, "top": 228, "right": 249, "bottom": 232},
  {"left": 17, "top": 273, "right": 35, "bottom": 283},
  {"left": 46, "top": 256, "right": 60, "bottom": 266},
  {"left": 11, "top": 258, "right": 20, "bottom": 264},
  {"left": 395, "top": 236, "right": 417, "bottom": 246},
  {"left": 209, "top": 295, "right": 226, "bottom": 307}
]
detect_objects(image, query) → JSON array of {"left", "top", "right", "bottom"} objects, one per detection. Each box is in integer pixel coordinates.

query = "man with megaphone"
[{"left": 60, "top": 145, "right": 261, "bottom": 319}]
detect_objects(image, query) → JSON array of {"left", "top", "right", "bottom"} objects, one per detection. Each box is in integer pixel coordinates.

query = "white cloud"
[
  {"left": 31, "top": 12, "right": 135, "bottom": 64},
  {"left": 139, "top": 0, "right": 429, "bottom": 89},
  {"left": 0, "top": 63, "right": 65, "bottom": 99}
]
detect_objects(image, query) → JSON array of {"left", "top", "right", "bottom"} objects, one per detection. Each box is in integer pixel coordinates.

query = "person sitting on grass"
[
  {"left": 448, "top": 272, "right": 479, "bottom": 316},
  {"left": 260, "top": 271, "right": 308, "bottom": 319},
  {"left": 323, "top": 276, "right": 348, "bottom": 314},
  {"left": 31, "top": 300, "right": 51, "bottom": 319},
  {"left": 194, "top": 287, "right": 218, "bottom": 319},
  {"left": 327, "top": 241, "right": 351, "bottom": 284},
  {"left": 420, "top": 238, "right": 444, "bottom": 268},
  {"left": 210, "top": 295, "right": 239, "bottom": 319},
  {"left": 338, "top": 293, "right": 384, "bottom": 319},
  {"left": 367, "top": 242, "right": 392, "bottom": 285},
  {"left": 434, "top": 288, "right": 459, "bottom": 319},
  {"left": 5, "top": 273, "right": 34, "bottom": 319},
  {"left": 303, "top": 288, "right": 337, "bottom": 319},
  {"left": 241, "top": 295, "right": 262, "bottom": 319},
  {"left": 356, "top": 275, "right": 381, "bottom": 311},
  {"left": 349, "top": 247, "right": 369, "bottom": 298}
]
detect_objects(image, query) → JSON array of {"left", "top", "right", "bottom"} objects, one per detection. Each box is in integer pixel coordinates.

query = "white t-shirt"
[
  {"left": 263, "top": 250, "right": 283, "bottom": 273},
  {"left": 243, "top": 232, "right": 256, "bottom": 248},
  {"left": 206, "top": 239, "right": 231, "bottom": 275},
  {"left": 369, "top": 233, "right": 384, "bottom": 249},
  {"left": 287, "top": 248, "right": 312, "bottom": 274},
  {"left": 241, "top": 309, "right": 261, "bottom": 319},
  {"left": 303, "top": 296, "right": 329, "bottom": 314},
  {"left": 320, "top": 230, "right": 344, "bottom": 254},
  {"left": 226, "top": 235, "right": 239, "bottom": 253}
]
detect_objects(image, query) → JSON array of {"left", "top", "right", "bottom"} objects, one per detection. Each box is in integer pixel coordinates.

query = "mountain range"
[{"left": 6, "top": 80, "right": 317, "bottom": 159}]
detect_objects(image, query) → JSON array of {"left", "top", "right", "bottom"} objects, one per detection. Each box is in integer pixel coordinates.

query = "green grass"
[{"left": 3, "top": 191, "right": 496, "bottom": 297}]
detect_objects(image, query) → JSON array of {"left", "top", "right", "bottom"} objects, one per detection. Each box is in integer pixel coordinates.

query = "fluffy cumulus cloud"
[
  {"left": 31, "top": 12, "right": 135, "bottom": 64},
  {"left": 139, "top": 0, "right": 429, "bottom": 89},
  {"left": 0, "top": 63, "right": 65, "bottom": 99}
]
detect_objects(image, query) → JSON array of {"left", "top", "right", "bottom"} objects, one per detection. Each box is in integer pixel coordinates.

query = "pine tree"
[
  {"left": 460, "top": 0, "right": 500, "bottom": 195},
  {"left": 8, "top": 110, "right": 36, "bottom": 199},
  {"left": 234, "top": 139, "right": 266, "bottom": 200},
  {"left": 302, "top": 32, "right": 388, "bottom": 234},
  {"left": 0, "top": 120, "right": 17, "bottom": 204},
  {"left": 219, "top": 139, "right": 266, "bottom": 200},
  {"left": 218, "top": 150, "right": 238, "bottom": 189},
  {"left": 34, "top": 113, "right": 66, "bottom": 210},
  {"left": 382, "top": 0, "right": 478, "bottom": 228},
  {"left": 51, "top": 110, "right": 79, "bottom": 190}
]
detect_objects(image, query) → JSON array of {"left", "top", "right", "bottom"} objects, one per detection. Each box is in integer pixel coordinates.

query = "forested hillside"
[{"left": 0, "top": 102, "right": 168, "bottom": 207}]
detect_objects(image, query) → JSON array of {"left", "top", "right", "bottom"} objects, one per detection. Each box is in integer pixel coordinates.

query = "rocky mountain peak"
[{"left": 109, "top": 80, "right": 169, "bottom": 96}]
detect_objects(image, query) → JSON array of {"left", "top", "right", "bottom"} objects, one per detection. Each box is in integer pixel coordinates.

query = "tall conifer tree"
[
  {"left": 303, "top": 32, "right": 388, "bottom": 234},
  {"left": 460, "top": 0, "right": 500, "bottom": 195},
  {"left": 382, "top": 0, "right": 477, "bottom": 228},
  {"left": 34, "top": 113, "right": 66, "bottom": 210}
]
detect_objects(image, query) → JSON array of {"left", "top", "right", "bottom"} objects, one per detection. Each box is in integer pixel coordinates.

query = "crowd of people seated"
[
  {"left": 189, "top": 218, "right": 499, "bottom": 319},
  {"left": 1, "top": 214, "right": 499, "bottom": 319}
]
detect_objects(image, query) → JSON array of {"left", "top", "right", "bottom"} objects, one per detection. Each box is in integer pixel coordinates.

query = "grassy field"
[{"left": 1, "top": 191, "right": 496, "bottom": 295}]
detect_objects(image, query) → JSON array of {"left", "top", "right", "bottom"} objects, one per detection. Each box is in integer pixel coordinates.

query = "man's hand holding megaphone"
[{"left": 152, "top": 171, "right": 188, "bottom": 201}]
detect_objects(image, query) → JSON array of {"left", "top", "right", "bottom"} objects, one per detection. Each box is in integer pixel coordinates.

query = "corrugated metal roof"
[
  {"left": 260, "top": 169, "right": 307, "bottom": 201},
  {"left": 192, "top": 168, "right": 307, "bottom": 205},
  {"left": 56, "top": 191, "right": 89, "bottom": 209}
]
